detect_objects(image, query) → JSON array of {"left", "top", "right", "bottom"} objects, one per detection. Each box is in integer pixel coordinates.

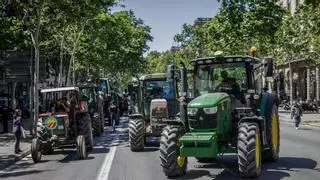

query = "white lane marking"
[{"left": 96, "top": 145, "right": 117, "bottom": 180}]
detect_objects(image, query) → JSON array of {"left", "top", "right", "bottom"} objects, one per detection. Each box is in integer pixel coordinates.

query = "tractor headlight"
[
  {"left": 187, "top": 108, "right": 198, "bottom": 116},
  {"left": 203, "top": 107, "right": 218, "bottom": 114}
]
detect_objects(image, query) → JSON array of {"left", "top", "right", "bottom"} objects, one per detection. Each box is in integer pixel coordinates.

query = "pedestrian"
[
  {"left": 291, "top": 101, "right": 303, "bottom": 130},
  {"left": 13, "top": 109, "right": 23, "bottom": 154}
]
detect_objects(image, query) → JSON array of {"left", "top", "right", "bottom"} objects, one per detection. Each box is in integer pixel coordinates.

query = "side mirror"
[
  {"left": 167, "top": 64, "right": 175, "bottom": 82},
  {"left": 264, "top": 58, "right": 273, "bottom": 77}
]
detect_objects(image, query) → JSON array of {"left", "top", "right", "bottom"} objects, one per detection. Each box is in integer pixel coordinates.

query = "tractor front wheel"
[
  {"left": 31, "top": 138, "right": 42, "bottom": 163},
  {"left": 128, "top": 119, "right": 144, "bottom": 151},
  {"left": 238, "top": 122, "right": 261, "bottom": 178},
  {"left": 159, "top": 126, "right": 187, "bottom": 178}
]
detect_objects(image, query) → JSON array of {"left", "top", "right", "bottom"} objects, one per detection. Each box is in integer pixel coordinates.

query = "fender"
[{"left": 129, "top": 113, "right": 144, "bottom": 120}]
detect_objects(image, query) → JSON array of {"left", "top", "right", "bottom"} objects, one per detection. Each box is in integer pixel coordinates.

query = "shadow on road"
[
  {"left": 184, "top": 155, "right": 318, "bottom": 180},
  {"left": 0, "top": 169, "right": 54, "bottom": 178}
]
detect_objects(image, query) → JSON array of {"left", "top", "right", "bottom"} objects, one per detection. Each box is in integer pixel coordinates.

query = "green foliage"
[
  {"left": 145, "top": 0, "right": 319, "bottom": 74},
  {"left": 0, "top": 1, "right": 153, "bottom": 88}
]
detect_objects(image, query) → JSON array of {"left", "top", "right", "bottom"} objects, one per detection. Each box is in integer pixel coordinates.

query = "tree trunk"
[
  {"left": 66, "top": 25, "right": 85, "bottom": 86},
  {"left": 289, "top": 63, "right": 293, "bottom": 105},
  {"left": 58, "top": 33, "right": 65, "bottom": 87}
]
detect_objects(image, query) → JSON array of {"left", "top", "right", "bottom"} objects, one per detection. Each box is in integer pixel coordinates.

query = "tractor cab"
[{"left": 139, "top": 73, "right": 177, "bottom": 119}]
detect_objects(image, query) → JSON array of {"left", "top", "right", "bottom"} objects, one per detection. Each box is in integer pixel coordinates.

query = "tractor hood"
[{"left": 188, "top": 93, "right": 229, "bottom": 108}]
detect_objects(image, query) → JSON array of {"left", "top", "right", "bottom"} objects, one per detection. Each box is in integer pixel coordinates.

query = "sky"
[{"left": 113, "top": 0, "right": 220, "bottom": 53}]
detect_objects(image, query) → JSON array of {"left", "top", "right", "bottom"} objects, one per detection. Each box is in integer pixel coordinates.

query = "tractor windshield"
[
  {"left": 194, "top": 63, "right": 247, "bottom": 97},
  {"left": 145, "top": 80, "right": 175, "bottom": 100}
]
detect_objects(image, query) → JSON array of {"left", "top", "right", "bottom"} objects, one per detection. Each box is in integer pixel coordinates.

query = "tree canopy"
[
  {"left": 145, "top": 0, "right": 320, "bottom": 72},
  {"left": 0, "top": 0, "right": 153, "bottom": 86}
]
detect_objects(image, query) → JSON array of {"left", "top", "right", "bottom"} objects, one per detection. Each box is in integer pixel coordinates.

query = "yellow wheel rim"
[
  {"left": 177, "top": 156, "right": 185, "bottom": 167},
  {"left": 255, "top": 132, "right": 261, "bottom": 168},
  {"left": 176, "top": 136, "right": 185, "bottom": 167},
  {"left": 271, "top": 112, "right": 279, "bottom": 150}
]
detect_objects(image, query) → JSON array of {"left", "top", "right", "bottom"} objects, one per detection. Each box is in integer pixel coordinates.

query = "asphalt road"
[{"left": 1, "top": 116, "right": 320, "bottom": 180}]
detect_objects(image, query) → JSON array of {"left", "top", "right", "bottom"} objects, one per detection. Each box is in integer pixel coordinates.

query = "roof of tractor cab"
[
  {"left": 139, "top": 73, "right": 166, "bottom": 81},
  {"left": 40, "top": 87, "right": 79, "bottom": 93},
  {"left": 190, "top": 56, "right": 261, "bottom": 65}
]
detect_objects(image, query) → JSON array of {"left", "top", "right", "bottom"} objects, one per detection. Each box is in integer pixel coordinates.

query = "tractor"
[
  {"left": 159, "top": 50, "right": 280, "bottom": 178},
  {"left": 79, "top": 84, "right": 104, "bottom": 137},
  {"left": 128, "top": 73, "right": 179, "bottom": 151},
  {"left": 31, "top": 87, "right": 93, "bottom": 163}
]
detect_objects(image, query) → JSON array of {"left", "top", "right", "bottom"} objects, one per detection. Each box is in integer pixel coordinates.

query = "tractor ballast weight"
[
  {"left": 128, "top": 73, "right": 179, "bottom": 151},
  {"left": 159, "top": 54, "right": 280, "bottom": 178}
]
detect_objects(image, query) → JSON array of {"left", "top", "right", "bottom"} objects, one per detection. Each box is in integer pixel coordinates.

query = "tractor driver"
[{"left": 216, "top": 70, "right": 241, "bottom": 100}]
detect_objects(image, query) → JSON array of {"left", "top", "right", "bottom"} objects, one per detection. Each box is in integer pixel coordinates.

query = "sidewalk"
[
  {"left": 279, "top": 112, "right": 320, "bottom": 128},
  {"left": 0, "top": 118, "right": 33, "bottom": 170}
]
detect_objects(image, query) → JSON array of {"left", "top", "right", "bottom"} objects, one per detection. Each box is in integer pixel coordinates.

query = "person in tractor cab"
[
  {"left": 216, "top": 70, "right": 241, "bottom": 100},
  {"left": 55, "top": 99, "right": 69, "bottom": 113}
]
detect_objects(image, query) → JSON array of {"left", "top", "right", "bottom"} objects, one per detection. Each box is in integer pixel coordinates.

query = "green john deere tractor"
[
  {"left": 159, "top": 51, "right": 280, "bottom": 178},
  {"left": 128, "top": 73, "right": 179, "bottom": 151}
]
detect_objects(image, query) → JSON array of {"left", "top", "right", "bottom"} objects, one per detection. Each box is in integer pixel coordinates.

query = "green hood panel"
[
  {"left": 188, "top": 93, "right": 229, "bottom": 108},
  {"left": 179, "top": 132, "right": 216, "bottom": 142}
]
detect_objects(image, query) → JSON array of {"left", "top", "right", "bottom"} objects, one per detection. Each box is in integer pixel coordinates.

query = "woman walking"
[{"left": 13, "top": 109, "right": 23, "bottom": 154}]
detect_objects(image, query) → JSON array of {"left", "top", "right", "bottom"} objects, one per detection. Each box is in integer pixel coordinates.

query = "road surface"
[{"left": 1, "top": 116, "right": 320, "bottom": 180}]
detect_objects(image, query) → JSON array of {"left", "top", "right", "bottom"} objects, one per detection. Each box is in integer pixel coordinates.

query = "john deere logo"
[{"left": 45, "top": 116, "right": 58, "bottom": 130}]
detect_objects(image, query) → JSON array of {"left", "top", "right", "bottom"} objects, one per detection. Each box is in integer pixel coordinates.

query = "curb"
[{"left": 0, "top": 147, "right": 31, "bottom": 171}]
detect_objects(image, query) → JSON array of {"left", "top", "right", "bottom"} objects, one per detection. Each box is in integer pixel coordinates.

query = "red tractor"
[{"left": 31, "top": 87, "right": 93, "bottom": 163}]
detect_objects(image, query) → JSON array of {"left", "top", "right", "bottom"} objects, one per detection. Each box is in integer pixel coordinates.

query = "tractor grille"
[
  {"left": 188, "top": 108, "right": 218, "bottom": 129},
  {"left": 45, "top": 117, "right": 65, "bottom": 136}
]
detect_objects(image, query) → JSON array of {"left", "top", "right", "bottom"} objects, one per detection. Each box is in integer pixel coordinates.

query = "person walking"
[
  {"left": 291, "top": 101, "right": 303, "bottom": 130},
  {"left": 12, "top": 109, "right": 23, "bottom": 154}
]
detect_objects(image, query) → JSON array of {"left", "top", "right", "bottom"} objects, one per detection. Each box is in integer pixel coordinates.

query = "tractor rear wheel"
[
  {"left": 264, "top": 104, "right": 280, "bottom": 162},
  {"left": 76, "top": 135, "right": 87, "bottom": 159},
  {"left": 128, "top": 119, "right": 144, "bottom": 151},
  {"left": 159, "top": 126, "right": 187, "bottom": 178},
  {"left": 238, "top": 122, "right": 261, "bottom": 178},
  {"left": 31, "top": 138, "right": 42, "bottom": 163},
  {"left": 92, "top": 112, "right": 101, "bottom": 137},
  {"left": 78, "top": 113, "right": 93, "bottom": 152}
]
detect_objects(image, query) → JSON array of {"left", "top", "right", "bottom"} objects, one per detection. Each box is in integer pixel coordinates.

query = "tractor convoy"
[{"left": 30, "top": 49, "right": 280, "bottom": 178}]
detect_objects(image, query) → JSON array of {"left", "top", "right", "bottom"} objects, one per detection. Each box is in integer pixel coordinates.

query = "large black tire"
[
  {"left": 238, "top": 122, "right": 262, "bottom": 178},
  {"left": 264, "top": 104, "right": 280, "bottom": 162},
  {"left": 160, "top": 126, "right": 187, "bottom": 178},
  {"left": 92, "top": 112, "right": 101, "bottom": 137},
  {"left": 76, "top": 135, "right": 86, "bottom": 159},
  {"left": 195, "top": 157, "right": 216, "bottom": 163},
  {"left": 128, "top": 119, "right": 144, "bottom": 151},
  {"left": 100, "top": 110, "right": 105, "bottom": 133},
  {"left": 78, "top": 113, "right": 93, "bottom": 152},
  {"left": 31, "top": 138, "right": 42, "bottom": 163}
]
